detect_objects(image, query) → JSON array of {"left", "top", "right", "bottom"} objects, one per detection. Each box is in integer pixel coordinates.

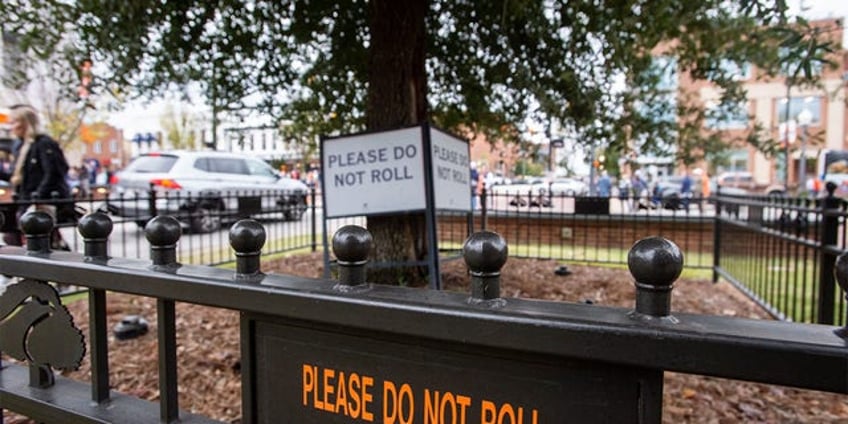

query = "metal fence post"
[
  {"left": 626, "top": 236, "right": 682, "bottom": 424},
  {"left": 79, "top": 212, "right": 114, "bottom": 403},
  {"left": 712, "top": 188, "right": 722, "bottom": 283},
  {"left": 147, "top": 182, "right": 158, "bottom": 220},
  {"left": 19, "top": 210, "right": 56, "bottom": 389},
  {"left": 480, "top": 187, "right": 488, "bottom": 231},
  {"left": 145, "top": 216, "right": 181, "bottom": 422},
  {"left": 835, "top": 252, "right": 848, "bottom": 338},
  {"left": 818, "top": 182, "right": 839, "bottom": 325},
  {"left": 310, "top": 188, "right": 317, "bottom": 252}
]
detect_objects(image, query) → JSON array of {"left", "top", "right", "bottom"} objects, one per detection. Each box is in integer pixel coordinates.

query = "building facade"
[{"left": 680, "top": 18, "right": 847, "bottom": 190}]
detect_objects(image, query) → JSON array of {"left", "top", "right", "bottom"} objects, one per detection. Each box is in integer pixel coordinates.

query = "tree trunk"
[{"left": 366, "top": 0, "right": 430, "bottom": 285}]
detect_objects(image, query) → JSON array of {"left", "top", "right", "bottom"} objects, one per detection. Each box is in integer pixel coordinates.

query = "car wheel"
[
  {"left": 284, "top": 199, "right": 307, "bottom": 221},
  {"left": 767, "top": 190, "right": 786, "bottom": 198},
  {"left": 190, "top": 206, "right": 222, "bottom": 233}
]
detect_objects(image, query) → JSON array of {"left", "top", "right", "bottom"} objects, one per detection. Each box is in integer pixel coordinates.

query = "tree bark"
[{"left": 365, "top": 0, "right": 430, "bottom": 285}]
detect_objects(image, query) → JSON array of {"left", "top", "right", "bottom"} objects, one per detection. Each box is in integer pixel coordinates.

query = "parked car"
[
  {"left": 716, "top": 171, "right": 785, "bottom": 196},
  {"left": 107, "top": 151, "right": 309, "bottom": 233},
  {"left": 548, "top": 177, "right": 588, "bottom": 196},
  {"left": 489, "top": 178, "right": 550, "bottom": 207}
]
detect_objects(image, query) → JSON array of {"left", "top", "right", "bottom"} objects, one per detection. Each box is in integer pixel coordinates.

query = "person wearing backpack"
[{"left": 1, "top": 104, "right": 71, "bottom": 249}]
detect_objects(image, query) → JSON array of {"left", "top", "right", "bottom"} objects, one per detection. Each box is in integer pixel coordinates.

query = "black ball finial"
[
  {"left": 332, "top": 225, "right": 372, "bottom": 265},
  {"left": 229, "top": 219, "right": 266, "bottom": 253},
  {"left": 332, "top": 225, "right": 372, "bottom": 287},
  {"left": 20, "top": 210, "right": 54, "bottom": 237},
  {"left": 462, "top": 231, "right": 508, "bottom": 276},
  {"left": 144, "top": 216, "right": 182, "bottom": 247},
  {"left": 628, "top": 237, "right": 683, "bottom": 319},
  {"left": 20, "top": 210, "right": 54, "bottom": 253},
  {"left": 79, "top": 212, "right": 113, "bottom": 259},
  {"left": 627, "top": 237, "right": 683, "bottom": 288},
  {"left": 230, "top": 219, "right": 266, "bottom": 283},
  {"left": 78, "top": 212, "right": 114, "bottom": 240},
  {"left": 463, "top": 231, "right": 508, "bottom": 301}
]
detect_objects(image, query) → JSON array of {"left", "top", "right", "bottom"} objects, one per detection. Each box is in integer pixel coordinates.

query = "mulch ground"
[{"left": 4, "top": 252, "right": 848, "bottom": 423}]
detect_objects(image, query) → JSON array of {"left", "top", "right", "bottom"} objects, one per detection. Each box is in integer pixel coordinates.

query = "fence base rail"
[{"left": 0, "top": 363, "right": 218, "bottom": 424}]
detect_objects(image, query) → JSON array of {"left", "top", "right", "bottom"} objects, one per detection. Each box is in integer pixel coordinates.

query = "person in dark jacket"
[{"left": 1, "top": 105, "right": 70, "bottom": 248}]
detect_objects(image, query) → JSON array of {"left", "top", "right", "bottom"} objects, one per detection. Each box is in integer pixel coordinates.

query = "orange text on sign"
[{"left": 302, "top": 363, "right": 375, "bottom": 421}]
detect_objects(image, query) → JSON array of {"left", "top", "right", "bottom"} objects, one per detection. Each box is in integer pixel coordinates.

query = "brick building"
[{"left": 678, "top": 18, "right": 847, "bottom": 189}]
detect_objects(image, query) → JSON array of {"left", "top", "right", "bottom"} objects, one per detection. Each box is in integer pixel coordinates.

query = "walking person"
[
  {"left": 692, "top": 168, "right": 708, "bottom": 213},
  {"left": 680, "top": 170, "right": 693, "bottom": 212},
  {"left": 617, "top": 174, "right": 630, "bottom": 213},
  {"left": 631, "top": 171, "right": 649, "bottom": 211},
  {"left": 470, "top": 161, "right": 479, "bottom": 210},
  {"left": 597, "top": 171, "right": 611, "bottom": 197},
  {"left": 0, "top": 105, "right": 71, "bottom": 249}
]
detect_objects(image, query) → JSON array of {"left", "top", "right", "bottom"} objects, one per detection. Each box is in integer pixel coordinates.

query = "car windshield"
[{"left": 124, "top": 155, "right": 179, "bottom": 173}]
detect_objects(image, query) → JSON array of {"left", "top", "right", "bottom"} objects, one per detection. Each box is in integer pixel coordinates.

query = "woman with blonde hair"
[{"left": 1, "top": 104, "right": 70, "bottom": 248}]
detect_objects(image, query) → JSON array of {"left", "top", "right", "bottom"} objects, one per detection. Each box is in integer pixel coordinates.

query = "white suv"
[{"left": 107, "top": 151, "right": 309, "bottom": 233}]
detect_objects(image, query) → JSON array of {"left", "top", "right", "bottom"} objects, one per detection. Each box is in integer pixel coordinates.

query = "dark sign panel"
[{"left": 247, "top": 317, "right": 657, "bottom": 423}]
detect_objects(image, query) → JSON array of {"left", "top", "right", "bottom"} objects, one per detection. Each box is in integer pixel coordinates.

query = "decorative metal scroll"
[{"left": 0, "top": 279, "right": 86, "bottom": 373}]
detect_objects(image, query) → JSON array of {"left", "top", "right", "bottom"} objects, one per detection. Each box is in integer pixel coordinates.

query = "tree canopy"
[{"left": 2, "top": 0, "right": 836, "bottom": 163}]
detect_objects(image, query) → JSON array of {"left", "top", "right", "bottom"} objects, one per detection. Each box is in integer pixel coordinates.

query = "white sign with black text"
[
  {"left": 322, "top": 127, "right": 425, "bottom": 217},
  {"left": 430, "top": 128, "right": 471, "bottom": 211},
  {"left": 321, "top": 126, "right": 471, "bottom": 218}
]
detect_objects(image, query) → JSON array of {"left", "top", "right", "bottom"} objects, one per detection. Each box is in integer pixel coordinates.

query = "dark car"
[{"left": 653, "top": 176, "right": 688, "bottom": 209}]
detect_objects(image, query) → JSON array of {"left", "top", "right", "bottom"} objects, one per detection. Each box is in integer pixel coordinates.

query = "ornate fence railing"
[{"left": 1, "top": 211, "right": 847, "bottom": 423}]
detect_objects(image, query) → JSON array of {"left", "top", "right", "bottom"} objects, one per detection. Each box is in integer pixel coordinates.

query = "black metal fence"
[
  {"left": 1, "top": 188, "right": 322, "bottom": 266},
  {"left": 3, "top": 183, "right": 845, "bottom": 326},
  {"left": 1, "top": 213, "right": 847, "bottom": 423},
  {"left": 469, "top": 188, "right": 715, "bottom": 268},
  {"left": 712, "top": 184, "right": 848, "bottom": 325}
]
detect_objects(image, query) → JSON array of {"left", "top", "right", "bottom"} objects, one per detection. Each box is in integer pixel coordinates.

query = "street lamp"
[{"left": 796, "top": 108, "right": 813, "bottom": 194}]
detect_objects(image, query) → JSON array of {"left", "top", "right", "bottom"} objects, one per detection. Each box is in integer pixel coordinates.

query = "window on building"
[
  {"left": 709, "top": 60, "right": 752, "bottom": 81},
  {"left": 110, "top": 139, "right": 118, "bottom": 153},
  {"left": 637, "top": 56, "right": 678, "bottom": 124},
  {"left": 715, "top": 149, "right": 749, "bottom": 175},
  {"left": 93, "top": 141, "right": 102, "bottom": 154},
  {"left": 728, "top": 149, "right": 748, "bottom": 172},
  {"left": 777, "top": 96, "right": 821, "bottom": 124},
  {"left": 631, "top": 56, "right": 679, "bottom": 160},
  {"left": 779, "top": 47, "right": 823, "bottom": 77},
  {"left": 705, "top": 100, "right": 749, "bottom": 129}
]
